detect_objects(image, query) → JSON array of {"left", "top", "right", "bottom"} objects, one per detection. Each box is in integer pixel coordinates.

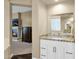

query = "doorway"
[{"left": 10, "top": 4, "right": 32, "bottom": 59}]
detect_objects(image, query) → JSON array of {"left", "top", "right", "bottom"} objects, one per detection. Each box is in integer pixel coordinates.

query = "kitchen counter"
[{"left": 40, "top": 35, "right": 75, "bottom": 43}]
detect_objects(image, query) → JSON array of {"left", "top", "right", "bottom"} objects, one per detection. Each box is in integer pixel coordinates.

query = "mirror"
[{"left": 48, "top": 13, "right": 74, "bottom": 35}]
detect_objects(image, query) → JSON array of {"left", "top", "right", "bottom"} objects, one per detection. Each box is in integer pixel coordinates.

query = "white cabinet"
[
  {"left": 40, "top": 39, "right": 75, "bottom": 59},
  {"left": 57, "top": 41, "right": 64, "bottom": 59},
  {"left": 48, "top": 41, "right": 64, "bottom": 59},
  {"left": 48, "top": 41, "right": 58, "bottom": 59},
  {"left": 64, "top": 42, "right": 75, "bottom": 59},
  {"left": 40, "top": 39, "right": 48, "bottom": 59}
]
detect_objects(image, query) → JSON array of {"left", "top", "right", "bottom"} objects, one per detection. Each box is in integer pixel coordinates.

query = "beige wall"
[
  {"left": 12, "top": 13, "right": 18, "bottom": 19},
  {"left": 12, "top": 12, "right": 32, "bottom": 27},
  {"left": 21, "top": 12, "right": 32, "bottom": 27},
  {"left": 32, "top": 0, "right": 39, "bottom": 58},
  {"left": 38, "top": 1, "right": 48, "bottom": 35},
  {"left": 4, "top": 0, "right": 10, "bottom": 59},
  {"left": 32, "top": 0, "right": 47, "bottom": 58},
  {"left": 47, "top": 1, "right": 74, "bottom": 16},
  {"left": 4, "top": 0, "right": 10, "bottom": 50}
]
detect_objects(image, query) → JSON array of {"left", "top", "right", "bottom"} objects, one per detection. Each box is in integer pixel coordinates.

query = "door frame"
[{"left": 9, "top": 2, "right": 32, "bottom": 58}]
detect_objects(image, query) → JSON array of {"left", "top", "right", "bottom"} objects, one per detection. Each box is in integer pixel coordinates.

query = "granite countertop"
[{"left": 40, "top": 35, "right": 75, "bottom": 43}]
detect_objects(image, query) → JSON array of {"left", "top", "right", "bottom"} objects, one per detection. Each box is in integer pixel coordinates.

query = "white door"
[
  {"left": 48, "top": 40, "right": 58, "bottom": 59},
  {"left": 64, "top": 42, "right": 75, "bottom": 59},
  {"left": 40, "top": 39, "right": 48, "bottom": 59},
  {"left": 57, "top": 41, "right": 64, "bottom": 59}
]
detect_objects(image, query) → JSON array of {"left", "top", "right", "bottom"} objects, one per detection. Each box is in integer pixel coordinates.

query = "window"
[{"left": 51, "top": 16, "right": 61, "bottom": 31}]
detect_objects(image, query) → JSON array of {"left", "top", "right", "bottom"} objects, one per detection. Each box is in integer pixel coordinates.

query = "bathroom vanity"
[
  {"left": 40, "top": 13, "right": 75, "bottom": 59},
  {"left": 40, "top": 35, "right": 75, "bottom": 59}
]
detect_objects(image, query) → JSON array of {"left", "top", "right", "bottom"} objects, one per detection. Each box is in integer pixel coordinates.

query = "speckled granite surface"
[{"left": 40, "top": 35, "right": 75, "bottom": 42}]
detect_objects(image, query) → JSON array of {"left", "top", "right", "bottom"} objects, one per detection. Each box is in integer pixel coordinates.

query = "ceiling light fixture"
[{"left": 55, "top": 0, "right": 59, "bottom": 2}]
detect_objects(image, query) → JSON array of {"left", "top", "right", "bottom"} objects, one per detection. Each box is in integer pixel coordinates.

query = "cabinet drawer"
[
  {"left": 64, "top": 42, "right": 75, "bottom": 53},
  {"left": 40, "top": 39, "right": 48, "bottom": 59},
  {"left": 64, "top": 42, "right": 75, "bottom": 59},
  {"left": 65, "top": 52, "right": 75, "bottom": 59}
]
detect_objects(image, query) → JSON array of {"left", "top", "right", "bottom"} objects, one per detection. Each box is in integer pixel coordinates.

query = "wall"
[
  {"left": 12, "top": 12, "right": 32, "bottom": 27},
  {"left": 38, "top": 1, "right": 48, "bottom": 35},
  {"left": 4, "top": 0, "right": 10, "bottom": 51},
  {"left": 12, "top": 13, "right": 18, "bottom": 19},
  {"left": 47, "top": 1, "right": 74, "bottom": 16},
  {"left": 21, "top": 12, "right": 32, "bottom": 27},
  {"left": 4, "top": 0, "right": 10, "bottom": 59},
  {"left": 32, "top": 0, "right": 39, "bottom": 58},
  {"left": 32, "top": 0, "right": 47, "bottom": 58}
]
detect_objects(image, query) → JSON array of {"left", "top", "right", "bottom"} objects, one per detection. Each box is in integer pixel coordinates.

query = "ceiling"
[
  {"left": 41, "top": 0, "right": 74, "bottom": 5},
  {"left": 12, "top": 5, "right": 32, "bottom": 13}
]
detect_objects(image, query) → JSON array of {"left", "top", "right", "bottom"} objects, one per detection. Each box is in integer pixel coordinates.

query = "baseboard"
[{"left": 10, "top": 54, "right": 14, "bottom": 58}]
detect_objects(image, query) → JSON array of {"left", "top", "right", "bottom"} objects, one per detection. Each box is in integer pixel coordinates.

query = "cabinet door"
[
  {"left": 40, "top": 39, "right": 48, "bottom": 59},
  {"left": 64, "top": 42, "right": 75, "bottom": 59},
  {"left": 57, "top": 41, "right": 64, "bottom": 59},
  {"left": 48, "top": 40, "right": 58, "bottom": 59}
]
